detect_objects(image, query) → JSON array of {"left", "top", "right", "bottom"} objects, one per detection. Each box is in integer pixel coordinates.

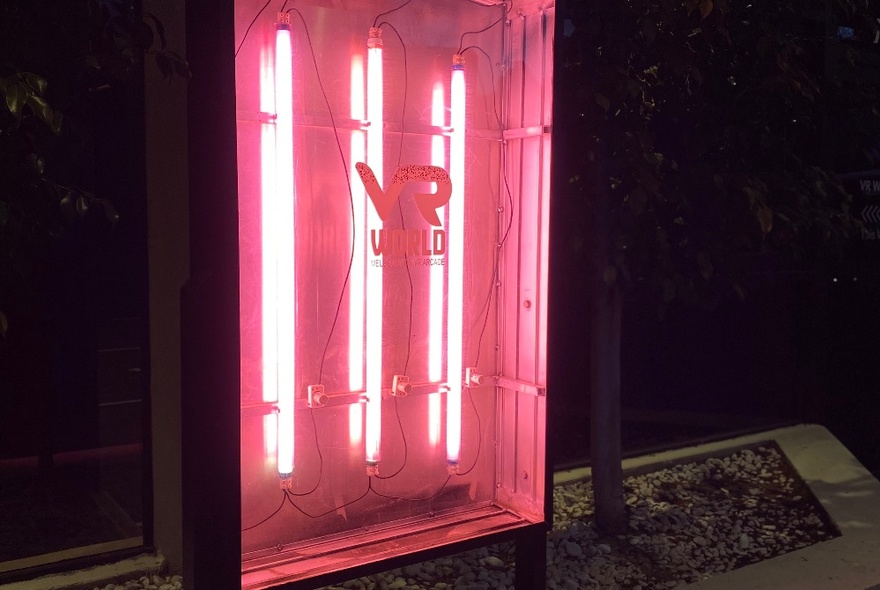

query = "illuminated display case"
[{"left": 183, "top": 1, "right": 556, "bottom": 588}]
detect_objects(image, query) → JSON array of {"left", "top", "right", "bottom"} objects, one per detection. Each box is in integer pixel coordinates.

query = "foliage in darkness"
[
  {"left": 558, "top": 0, "right": 880, "bottom": 311},
  {"left": 0, "top": 0, "right": 188, "bottom": 335}
]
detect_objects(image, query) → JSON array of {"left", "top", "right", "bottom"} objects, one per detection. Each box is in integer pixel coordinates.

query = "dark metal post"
[
  {"left": 515, "top": 525, "right": 547, "bottom": 590},
  {"left": 182, "top": 0, "right": 241, "bottom": 586}
]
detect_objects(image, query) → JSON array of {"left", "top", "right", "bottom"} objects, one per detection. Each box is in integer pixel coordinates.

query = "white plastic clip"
[
  {"left": 392, "top": 375, "right": 412, "bottom": 397},
  {"left": 308, "top": 384, "right": 328, "bottom": 408}
]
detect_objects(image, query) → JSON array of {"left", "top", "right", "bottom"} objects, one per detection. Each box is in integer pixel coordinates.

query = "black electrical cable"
[
  {"left": 454, "top": 43, "right": 512, "bottom": 478},
  {"left": 374, "top": 395, "right": 409, "bottom": 480},
  {"left": 457, "top": 16, "right": 503, "bottom": 54},
  {"left": 286, "top": 7, "right": 357, "bottom": 387},
  {"left": 372, "top": 0, "right": 415, "bottom": 27},
  {"left": 285, "top": 478, "right": 372, "bottom": 519},
  {"left": 462, "top": 44, "right": 514, "bottom": 245},
  {"left": 456, "top": 3, "right": 511, "bottom": 55},
  {"left": 372, "top": 20, "right": 414, "bottom": 482},
  {"left": 234, "top": 0, "right": 274, "bottom": 58},
  {"left": 241, "top": 490, "right": 287, "bottom": 531},
  {"left": 463, "top": 44, "right": 514, "bottom": 371},
  {"left": 454, "top": 387, "right": 484, "bottom": 476},
  {"left": 286, "top": 407, "right": 325, "bottom": 496},
  {"left": 378, "top": 20, "right": 415, "bottom": 378},
  {"left": 378, "top": 22, "right": 409, "bottom": 171},
  {"left": 369, "top": 475, "right": 452, "bottom": 502}
]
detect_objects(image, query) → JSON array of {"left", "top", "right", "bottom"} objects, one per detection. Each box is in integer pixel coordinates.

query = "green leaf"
[
  {"left": 172, "top": 57, "right": 191, "bottom": 79},
  {"left": 27, "top": 153, "right": 45, "bottom": 175},
  {"left": 155, "top": 52, "right": 173, "bottom": 79},
  {"left": 76, "top": 195, "right": 90, "bottom": 217},
  {"left": 700, "top": 0, "right": 714, "bottom": 19},
  {"left": 595, "top": 92, "right": 610, "bottom": 113},
  {"left": 23, "top": 73, "right": 47, "bottom": 96},
  {"left": 97, "top": 198, "right": 120, "bottom": 225},
  {"left": 145, "top": 12, "right": 167, "bottom": 50},
  {"left": 165, "top": 51, "right": 192, "bottom": 79},
  {"left": 60, "top": 193, "right": 77, "bottom": 222},
  {"left": 5, "top": 83, "right": 26, "bottom": 116},
  {"left": 26, "top": 94, "right": 48, "bottom": 110},
  {"left": 757, "top": 205, "right": 773, "bottom": 234},
  {"left": 26, "top": 94, "right": 53, "bottom": 127}
]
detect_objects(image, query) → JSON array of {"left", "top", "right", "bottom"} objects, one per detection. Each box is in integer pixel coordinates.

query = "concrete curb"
[
  {"left": 557, "top": 424, "right": 880, "bottom": 590},
  {"left": 0, "top": 553, "right": 164, "bottom": 590}
]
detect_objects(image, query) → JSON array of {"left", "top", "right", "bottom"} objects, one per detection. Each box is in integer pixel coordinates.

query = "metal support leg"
[{"left": 515, "top": 525, "right": 547, "bottom": 590}]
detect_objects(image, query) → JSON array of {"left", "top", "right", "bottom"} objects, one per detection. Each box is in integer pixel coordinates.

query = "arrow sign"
[{"left": 862, "top": 205, "right": 880, "bottom": 224}]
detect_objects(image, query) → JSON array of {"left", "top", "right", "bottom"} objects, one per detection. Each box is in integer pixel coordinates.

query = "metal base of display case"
[{"left": 241, "top": 503, "right": 538, "bottom": 589}]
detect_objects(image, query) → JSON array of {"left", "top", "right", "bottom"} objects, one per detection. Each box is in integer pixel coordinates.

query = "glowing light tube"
[
  {"left": 349, "top": 54, "right": 366, "bottom": 447},
  {"left": 428, "top": 82, "right": 445, "bottom": 447},
  {"left": 260, "top": 41, "right": 280, "bottom": 468},
  {"left": 274, "top": 14, "right": 296, "bottom": 478},
  {"left": 447, "top": 56, "right": 466, "bottom": 469},
  {"left": 365, "top": 27, "right": 384, "bottom": 471},
  {"left": 429, "top": 82, "right": 445, "bottom": 384}
]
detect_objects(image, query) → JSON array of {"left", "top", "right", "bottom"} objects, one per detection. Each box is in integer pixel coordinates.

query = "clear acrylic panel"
[{"left": 235, "top": 0, "right": 552, "bottom": 584}]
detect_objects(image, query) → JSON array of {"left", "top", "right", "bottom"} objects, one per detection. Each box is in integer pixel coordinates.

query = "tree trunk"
[
  {"left": 590, "top": 281, "right": 626, "bottom": 534},
  {"left": 590, "top": 109, "right": 627, "bottom": 534}
]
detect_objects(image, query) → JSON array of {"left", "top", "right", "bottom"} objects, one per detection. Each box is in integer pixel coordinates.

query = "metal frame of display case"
[{"left": 182, "top": 1, "right": 569, "bottom": 588}]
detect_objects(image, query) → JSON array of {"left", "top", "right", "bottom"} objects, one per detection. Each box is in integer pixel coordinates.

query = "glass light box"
[{"left": 234, "top": 1, "right": 554, "bottom": 586}]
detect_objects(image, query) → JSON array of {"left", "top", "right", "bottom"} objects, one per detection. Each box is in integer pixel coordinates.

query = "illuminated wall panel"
[{"left": 234, "top": 2, "right": 554, "bottom": 587}]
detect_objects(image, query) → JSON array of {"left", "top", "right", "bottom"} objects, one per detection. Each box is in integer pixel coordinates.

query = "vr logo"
[{"left": 355, "top": 163, "right": 452, "bottom": 227}]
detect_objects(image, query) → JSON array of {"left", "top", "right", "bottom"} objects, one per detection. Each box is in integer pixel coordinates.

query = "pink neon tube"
[
  {"left": 349, "top": 54, "right": 366, "bottom": 446},
  {"left": 429, "top": 82, "right": 445, "bottom": 384},
  {"left": 365, "top": 28, "right": 384, "bottom": 469},
  {"left": 429, "top": 82, "right": 445, "bottom": 447},
  {"left": 260, "top": 42, "right": 279, "bottom": 465},
  {"left": 274, "top": 16, "right": 296, "bottom": 478},
  {"left": 447, "top": 57, "right": 466, "bottom": 468}
]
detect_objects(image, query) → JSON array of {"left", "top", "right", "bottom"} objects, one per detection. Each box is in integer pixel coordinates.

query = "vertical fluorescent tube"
[
  {"left": 349, "top": 402, "right": 363, "bottom": 446},
  {"left": 428, "top": 82, "right": 445, "bottom": 447},
  {"left": 365, "top": 28, "right": 384, "bottom": 471},
  {"left": 429, "top": 83, "right": 445, "bottom": 383},
  {"left": 275, "top": 14, "right": 296, "bottom": 478},
  {"left": 260, "top": 40, "right": 279, "bottom": 467},
  {"left": 349, "top": 54, "right": 366, "bottom": 447},
  {"left": 447, "top": 56, "right": 466, "bottom": 469}
]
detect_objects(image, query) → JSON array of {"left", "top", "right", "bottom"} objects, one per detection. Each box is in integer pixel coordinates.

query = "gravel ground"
[
  {"left": 94, "top": 444, "right": 835, "bottom": 590},
  {"left": 90, "top": 576, "right": 182, "bottom": 590}
]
